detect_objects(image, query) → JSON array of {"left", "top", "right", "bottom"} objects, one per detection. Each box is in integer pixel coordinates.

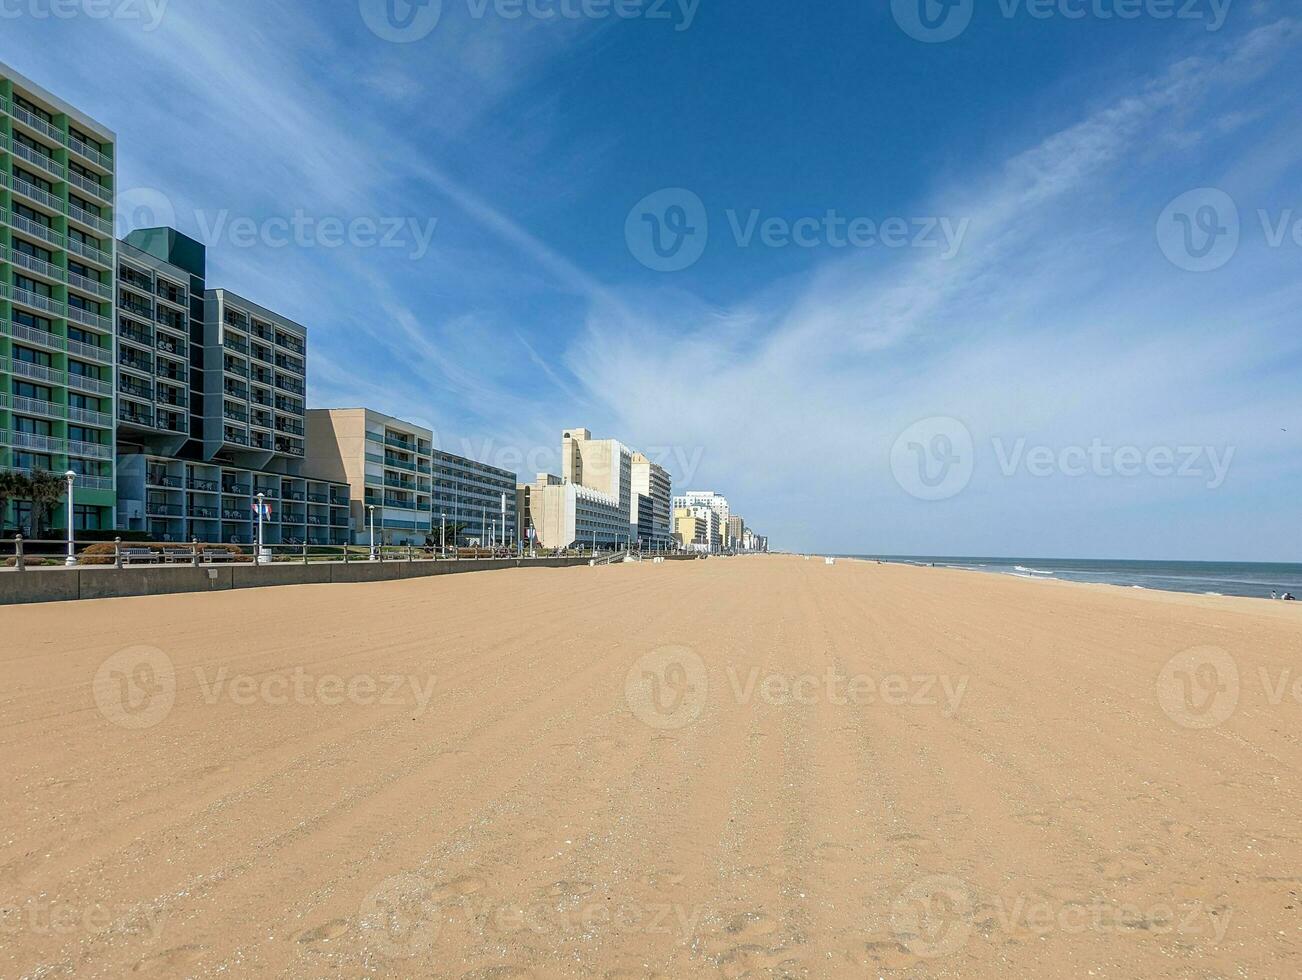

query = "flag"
[{"left": 252, "top": 500, "right": 272, "bottom": 519}]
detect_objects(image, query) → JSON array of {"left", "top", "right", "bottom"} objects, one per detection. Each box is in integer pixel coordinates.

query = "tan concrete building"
[{"left": 305, "top": 408, "right": 433, "bottom": 546}]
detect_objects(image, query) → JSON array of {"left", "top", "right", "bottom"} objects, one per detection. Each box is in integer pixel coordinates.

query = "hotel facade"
[
  {"left": 519, "top": 429, "right": 672, "bottom": 551},
  {"left": 307, "top": 407, "right": 518, "bottom": 548},
  {"left": 114, "top": 228, "right": 351, "bottom": 545},
  {"left": 1, "top": 62, "right": 117, "bottom": 533}
]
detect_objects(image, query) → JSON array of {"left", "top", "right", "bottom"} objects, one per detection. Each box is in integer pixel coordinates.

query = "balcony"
[
  {"left": 274, "top": 355, "right": 304, "bottom": 375},
  {"left": 275, "top": 418, "right": 304, "bottom": 436},
  {"left": 188, "top": 478, "right": 220, "bottom": 492},
  {"left": 9, "top": 359, "right": 62, "bottom": 384},
  {"left": 223, "top": 405, "right": 248, "bottom": 424},
  {"left": 191, "top": 506, "right": 219, "bottom": 519},
  {"left": 155, "top": 335, "right": 185, "bottom": 357},
  {"left": 223, "top": 428, "right": 249, "bottom": 447},
  {"left": 68, "top": 440, "right": 112, "bottom": 460},
  {"left": 274, "top": 397, "right": 301, "bottom": 413},
  {"left": 278, "top": 337, "right": 305, "bottom": 356},
  {"left": 68, "top": 371, "right": 112, "bottom": 396},
  {"left": 66, "top": 202, "right": 112, "bottom": 236},
  {"left": 9, "top": 140, "right": 64, "bottom": 180},
  {"left": 7, "top": 247, "right": 64, "bottom": 283},
  {"left": 385, "top": 435, "right": 416, "bottom": 452},
  {"left": 118, "top": 351, "right": 153, "bottom": 374},
  {"left": 250, "top": 433, "right": 274, "bottom": 451},
  {"left": 65, "top": 236, "right": 111, "bottom": 268},
  {"left": 9, "top": 395, "right": 61, "bottom": 421},
  {"left": 147, "top": 471, "right": 182, "bottom": 488},
  {"left": 222, "top": 480, "right": 251, "bottom": 495},
  {"left": 8, "top": 319, "right": 64, "bottom": 353},
  {"left": 68, "top": 404, "right": 111, "bottom": 428},
  {"left": 224, "top": 336, "right": 250, "bottom": 355},
  {"left": 67, "top": 169, "right": 112, "bottom": 204},
  {"left": 223, "top": 359, "right": 248, "bottom": 378},
  {"left": 117, "top": 406, "right": 153, "bottom": 427},
  {"left": 307, "top": 493, "right": 329, "bottom": 504},
  {"left": 274, "top": 377, "right": 304, "bottom": 396},
  {"left": 119, "top": 323, "right": 153, "bottom": 347},
  {"left": 158, "top": 413, "right": 187, "bottom": 433},
  {"left": 254, "top": 485, "right": 280, "bottom": 499},
  {"left": 66, "top": 134, "right": 113, "bottom": 171},
  {"left": 7, "top": 285, "right": 61, "bottom": 317},
  {"left": 8, "top": 102, "right": 65, "bottom": 144},
  {"left": 384, "top": 455, "right": 415, "bottom": 471},
  {"left": 4, "top": 209, "right": 64, "bottom": 248},
  {"left": 68, "top": 336, "right": 111, "bottom": 364},
  {"left": 223, "top": 384, "right": 249, "bottom": 401},
  {"left": 67, "top": 270, "right": 112, "bottom": 300},
  {"left": 119, "top": 296, "right": 153, "bottom": 319},
  {"left": 146, "top": 503, "right": 184, "bottom": 518},
  {"left": 66, "top": 305, "right": 110, "bottom": 331},
  {"left": 275, "top": 441, "right": 304, "bottom": 457},
  {"left": 221, "top": 509, "right": 250, "bottom": 522},
  {"left": 7, "top": 173, "right": 63, "bottom": 213},
  {"left": 155, "top": 362, "right": 186, "bottom": 383},
  {"left": 251, "top": 412, "right": 273, "bottom": 430}
]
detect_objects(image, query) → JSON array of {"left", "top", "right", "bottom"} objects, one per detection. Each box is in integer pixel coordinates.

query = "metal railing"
[{"left": 0, "top": 536, "right": 634, "bottom": 572}]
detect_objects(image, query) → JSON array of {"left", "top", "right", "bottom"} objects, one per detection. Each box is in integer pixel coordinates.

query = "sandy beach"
[{"left": 1, "top": 556, "right": 1299, "bottom": 978}]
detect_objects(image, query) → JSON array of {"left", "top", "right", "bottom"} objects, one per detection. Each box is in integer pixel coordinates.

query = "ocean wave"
[{"left": 1014, "top": 565, "right": 1054, "bottom": 576}]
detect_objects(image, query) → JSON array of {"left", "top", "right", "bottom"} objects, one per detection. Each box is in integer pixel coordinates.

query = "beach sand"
[{"left": 1, "top": 556, "right": 1298, "bottom": 977}]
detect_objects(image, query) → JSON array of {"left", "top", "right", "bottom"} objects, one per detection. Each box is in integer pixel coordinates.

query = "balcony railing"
[
  {"left": 188, "top": 479, "right": 220, "bottom": 492},
  {"left": 67, "top": 306, "right": 111, "bottom": 331},
  {"left": 65, "top": 236, "right": 111, "bottom": 268},
  {"left": 67, "top": 270, "right": 112, "bottom": 300},
  {"left": 117, "top": 407, "right": 153, "bottom": 427},
  {"left": 66, "top": 202, "right": 112, "bottom": 236},
  {"left": 68, "top": 372, "right": 112, "bottom": 396},
  {"left": 7, "top": 285, "right": 61, "bottom": 317},
  {"left": 118, "top": 352, "right": 153, "bottom": 374},
  {"left": 222, "top": 482, "right": 251, "bottom": 495},
  {"left": 9, "top": 140, "right": 64, "bottom": 180},
  {"left": 66, "top": 135, "right": 113, "bottom": 171},
  {"left": 9, "top": 359, "right": 62, "bottom": 384},
  {"left": 191, "top": 507, "right": 219, "bottom": 519},
  {"left": 4, "top": 209, "right": 64, "bottom": 248},
  {"left": 119, "top": 323, "right": 153, "bottom": 346},
  {"left": 9, "top": 102, "right": 65, "bottom": 144},
  {"left": 67, "top": 169, "right": 112, "bottom": 204},
  {"left": 147, "top": 472, "right": 183, "bottom": 488},
  {"left": 6, "top": 247, "right": 64, "bottom": 282},
  {"left": 68, "top": 404, "right": 111, "bottom": 428}
]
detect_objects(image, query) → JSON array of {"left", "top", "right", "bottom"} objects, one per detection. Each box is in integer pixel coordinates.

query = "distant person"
[
  {"left": 1283, "top": 593, "right": 1297, "bottom": 601},
  {"left": 1272, "top": 591, "right": 1278, "bottom": 600}
]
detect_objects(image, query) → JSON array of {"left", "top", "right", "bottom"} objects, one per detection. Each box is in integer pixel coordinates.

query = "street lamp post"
[
  {"left": 63, "top": 470, "right": 76, "bottom": 566},
  {"left": 368, "top": 504, "right": 376, "bottom": 561},
  {"left": 440, "top": 512, "right": 445, "bottom": 558},
  {"left": 255, "top": 492, "right": 266, "bottom": 564}
]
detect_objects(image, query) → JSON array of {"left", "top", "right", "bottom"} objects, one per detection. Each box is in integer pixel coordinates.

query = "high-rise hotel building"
[
  {"left": 1, "top": 61, "right": 117, "bottom": 532},
  {"left": 114, "top": 228, "right": 351, "bottom": 545}
]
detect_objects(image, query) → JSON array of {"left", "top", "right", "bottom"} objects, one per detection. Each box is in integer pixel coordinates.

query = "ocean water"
[{"left": 840, "top": 556, "right": 1302, "bottom": 600}]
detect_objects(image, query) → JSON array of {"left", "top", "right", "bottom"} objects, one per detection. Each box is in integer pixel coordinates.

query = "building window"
[{"left": 74, "top": 506, "right": 103, "bottom": 531}]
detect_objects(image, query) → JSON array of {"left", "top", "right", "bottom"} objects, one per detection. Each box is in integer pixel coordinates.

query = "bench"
[
  {"left": 162, "top": 550, "right": 197, "bottom": 564},
  {"left": 202, "top": 549, "right": 234, "bottom": 564},
  {"left": 122, "top": 547, "right": 160, "bottom": 565}
]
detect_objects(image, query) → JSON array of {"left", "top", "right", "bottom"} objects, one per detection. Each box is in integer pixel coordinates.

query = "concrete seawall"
[{"left": 0, "top": 557, "right": 597, "bottom": 606}]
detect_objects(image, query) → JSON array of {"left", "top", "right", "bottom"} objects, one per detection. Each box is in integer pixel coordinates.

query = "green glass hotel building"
[{"left": 0, "top": 61, "right": 116, "bottom": 534}]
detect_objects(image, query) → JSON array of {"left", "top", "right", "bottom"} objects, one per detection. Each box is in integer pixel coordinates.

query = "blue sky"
[{"left": 8, "top": 0, "right": 1301, "bottom": 559}]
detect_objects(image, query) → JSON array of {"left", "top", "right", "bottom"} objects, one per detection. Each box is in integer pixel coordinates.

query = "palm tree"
[
  {"left": 28, "top": 470, "right": 67, "bottom": 539},
  {"left": 0, "top": 471, "right": 26, "bottom": 533}
]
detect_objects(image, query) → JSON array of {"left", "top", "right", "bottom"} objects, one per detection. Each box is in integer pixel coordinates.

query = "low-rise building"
[{"left": 305, "top": 407, "right": 435, "bottom": 546}]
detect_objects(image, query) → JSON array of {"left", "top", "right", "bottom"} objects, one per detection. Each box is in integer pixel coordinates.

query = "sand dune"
[{"left": 0, "top": 556, "right": 1298, "bottom": 977}]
